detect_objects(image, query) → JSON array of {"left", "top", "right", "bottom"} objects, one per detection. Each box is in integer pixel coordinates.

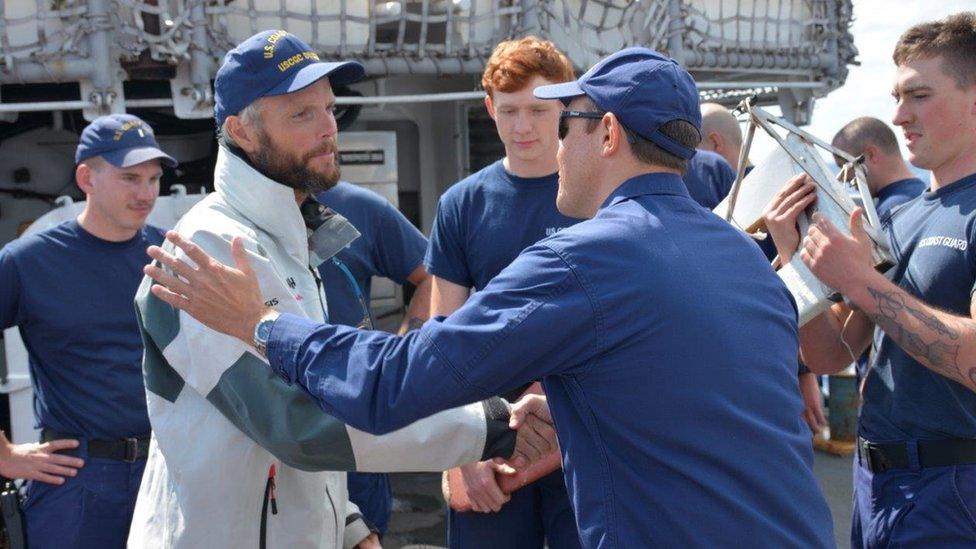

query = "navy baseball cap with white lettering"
[
  {"left": 75, "top": 114, "right": 177, "bottom": 168},
  {"left": 214, "top": 30, "right": 365, "bottom": 126},
  {"left": 534, "top": 47, "right": 702, "bottom": 160}
]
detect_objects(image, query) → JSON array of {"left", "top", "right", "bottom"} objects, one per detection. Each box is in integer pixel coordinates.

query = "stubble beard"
[{"left": 251, "top": 130, "right": 340, "bottom": 194}]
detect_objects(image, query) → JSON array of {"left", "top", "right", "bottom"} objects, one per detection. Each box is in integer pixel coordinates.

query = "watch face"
[{"left": 257, "top": 319, "right": 274, "bottom": 342}]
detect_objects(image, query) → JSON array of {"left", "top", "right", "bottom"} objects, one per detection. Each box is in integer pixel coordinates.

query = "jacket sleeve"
[
  {"left": 136, "top": 228, "right": 514, "bottom": 472},
  {"left": 342, "top": 500, "right": 373, "bottom": 549},
  {"left": 266, "top": 243, "right": 601, "bottom": 435}
]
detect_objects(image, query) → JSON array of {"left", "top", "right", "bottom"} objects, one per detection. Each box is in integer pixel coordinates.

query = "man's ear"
[
  {"left": 226, "top": 115, "right": 260, "bottom": 154},
  {"left": 863, "top": 143, "right": 879, "bottom": 165},
  {"left": 708, "top": 132, "right": 724, "bottom": 153},
  {"left": 484, "top": 94, "right": 496, "bottom": 121},
  {"left": 75, "top": 163, "right": 94, "bottom": 195},
  {"left": 602, "top": 113, "right": 624, "bottom": 157}
]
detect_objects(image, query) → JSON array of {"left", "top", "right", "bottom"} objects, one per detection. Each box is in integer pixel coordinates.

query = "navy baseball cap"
[
  {"left": 214, "top": 30, "right": 365, "bottom": 126},
  {"left": 534, "top": 47, "right": 701, "bottom": 160},
  {"left": 75, "top": 114, "right": 177, "bottom": 168}
]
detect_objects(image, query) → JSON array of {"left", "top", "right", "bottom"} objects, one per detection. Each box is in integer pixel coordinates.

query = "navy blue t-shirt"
[
  {"left": 0, "top": 220, "right": 164, "bottom": 440},
  {"left": 315, "top": 181, "right": 427, "bottom": 535},
  {"left": 855, "top": 177, "right": 926, "bottom": 379},
  {"left": 683, "top": 150, "right": 735, "bottom": 210},
  {"left": 426, "top": 160, "right": 582, "bottom": 291},
  {"left": 860, "top": 172, "right": 976, "bottom": 441},
  {"left": 875, "top": 177, "right": 927, "bottom": 225},
  {"left": 315, "top": 182, "right": 427, "bottom": 327}
]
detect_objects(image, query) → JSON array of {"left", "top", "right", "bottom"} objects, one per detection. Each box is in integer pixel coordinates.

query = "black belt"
[
  {"left": 857, "top": 436, "right": 976, "bottom": 473},
  {"left": 41, "top": 431, "right": 149, "bottom": 463}
]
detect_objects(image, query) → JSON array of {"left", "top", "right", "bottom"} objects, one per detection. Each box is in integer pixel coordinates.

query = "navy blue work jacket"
[{"left": 267, "top": 172, "right": 833, "bottom": 548}]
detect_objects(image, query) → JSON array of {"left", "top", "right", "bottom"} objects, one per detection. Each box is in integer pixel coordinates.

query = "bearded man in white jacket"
[{"left": 128, "top": 30, "right": 552, "bottom": 548}]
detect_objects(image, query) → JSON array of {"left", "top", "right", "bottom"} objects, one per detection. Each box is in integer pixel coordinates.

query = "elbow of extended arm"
[
  {"left": 799, "top": 345, "right": 854, "bottom": 375},
  {"left": 261, "top": 435, "right": 359, "bottom": 473},
  {"left": 348, "top": 419, "right": 401, "bottom": 437}
]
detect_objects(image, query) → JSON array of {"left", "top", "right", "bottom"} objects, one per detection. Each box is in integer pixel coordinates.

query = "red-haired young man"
[{"left": 425, "top": 36, "right": 583, "bottom": 548}]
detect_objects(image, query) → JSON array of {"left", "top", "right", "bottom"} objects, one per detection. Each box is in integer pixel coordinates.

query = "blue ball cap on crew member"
[
  {"left": 75, "top": 113, "right": 178, "bottom": 168},
  {"left": 214, "top": 30, "right": 366, "bottom": 127},
  {"left": 534, "top": 47, "right": 701, "bottom": 160}
]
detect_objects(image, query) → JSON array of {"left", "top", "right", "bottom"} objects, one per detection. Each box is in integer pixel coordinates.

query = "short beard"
[{"left": 249, "top": 129, "right": 340, "bottom": 194}]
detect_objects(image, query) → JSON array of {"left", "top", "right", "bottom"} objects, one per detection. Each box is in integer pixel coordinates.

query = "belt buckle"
[
  {"left": 124, "top": 438, "right": 139, "bottom": 463},
  {"left": 859, "top": 440, "right": 889, "bottom": 473}
]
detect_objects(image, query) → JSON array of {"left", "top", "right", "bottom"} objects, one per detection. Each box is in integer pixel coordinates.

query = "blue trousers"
[
  {"left": 447, "top": 470, "right": 581, "bottom": 549},
  {"left": 852, "top": 458, "right": 976, "bottom": 547},
  {"left": 22, "top": 453, "right": 145, "bottom": 549},
  {"left": 347, "top": 472, "right": 392, "bottom": 535}
]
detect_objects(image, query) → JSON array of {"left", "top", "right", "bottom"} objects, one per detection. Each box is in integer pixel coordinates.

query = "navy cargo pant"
[
  {"left": 852, "top": 458, "right": 976, "bottom": 547},
  {"left": 447, "top": 470, "right": 581, "bottom": 549},
  {"left": 22, "top": 440, "right": 145, "bottom": 549}
]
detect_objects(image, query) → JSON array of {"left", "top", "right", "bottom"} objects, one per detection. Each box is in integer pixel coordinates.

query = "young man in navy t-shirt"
[
  {"left": 765, "top": 13, "right": 976, "bottom": 547},
  {"left": 314, "top": 181, "right": 431, "bottom": 535},
  {"left": 0, "top": 114, "right": 175, "bottom": 547},
  {"left": 425, "top": 37, "right": 583, "bottom": 549}
]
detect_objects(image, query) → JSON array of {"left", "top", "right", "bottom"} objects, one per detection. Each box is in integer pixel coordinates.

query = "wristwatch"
[{"left": 252, "top": 313, "right": 279, "bottom": 357}]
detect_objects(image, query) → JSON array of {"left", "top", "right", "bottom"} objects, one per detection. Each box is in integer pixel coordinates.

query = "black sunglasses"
[
  {"left": 558, "top": 110, "right": 604, "bottom": 140},
  {"left": 558, "top": 110, "right": 638, "bottom": 143}
]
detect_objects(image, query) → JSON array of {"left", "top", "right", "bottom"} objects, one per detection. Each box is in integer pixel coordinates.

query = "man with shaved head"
[
  {"left": 702, "top": 101, "right": 826, "bottom": 432},
  {"left": 831, "top": 116, "right": 925, "bottom": 224},
  {"left": 699, "top": 102, "right": 752, "bottom": 173}
]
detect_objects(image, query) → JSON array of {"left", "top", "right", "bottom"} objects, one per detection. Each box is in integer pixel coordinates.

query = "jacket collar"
[
  {"left": 214, "top": 146, "right": 309, "bottom": 264},
  {"left": 601, "top": 172, "right": 690, "bottom": 210}
]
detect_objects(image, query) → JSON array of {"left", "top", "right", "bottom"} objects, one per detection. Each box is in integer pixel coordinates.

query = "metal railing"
[{"left": 0, "top": 0, "right": 856, "bottom": 121}]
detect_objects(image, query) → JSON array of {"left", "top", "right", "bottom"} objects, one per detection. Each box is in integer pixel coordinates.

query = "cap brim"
[
  {"left": 103, "top": 147, "right": 178, "bottom": 169},
  {"left": 533, "top": 80, "right": 585, "bottom": 100},
  {"left": 267, "top": 60, "right": 366, "bottom": 97}
]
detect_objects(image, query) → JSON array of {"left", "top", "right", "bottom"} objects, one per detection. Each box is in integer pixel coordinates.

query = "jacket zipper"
[
  {"left": 259, "top": 464, "right": 278, "bottom": 549},
  {"left": 324, "top": 482, "right": 339, "bottom": 544},
  {"left": 308, "top": 265, "right": 330, "bottom": 322}
]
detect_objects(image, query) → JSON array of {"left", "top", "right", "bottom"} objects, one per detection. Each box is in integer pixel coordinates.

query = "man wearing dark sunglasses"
[
  {"left": 562, "top": 110, "right": 736, "bottom": 210},
  {"left": 144, "top": 46, "right": 833, "bottom": 547}
]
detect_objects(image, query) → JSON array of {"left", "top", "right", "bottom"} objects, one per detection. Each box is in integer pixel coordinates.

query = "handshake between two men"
[{"left": 143, "top": 231, "right": 561, "bottom": 473}]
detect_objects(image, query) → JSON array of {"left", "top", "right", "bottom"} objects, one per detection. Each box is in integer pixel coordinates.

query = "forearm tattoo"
[{"left": 866, "top": 286, "right": 975, "bottom": 388}]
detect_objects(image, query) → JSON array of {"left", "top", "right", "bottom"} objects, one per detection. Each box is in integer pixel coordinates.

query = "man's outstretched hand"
[
  {"left": 506, "top": 394, "right": 558, "bottom": 468},
  {"left": 145, "top": 231, "right": 271, "bottom": 344}
]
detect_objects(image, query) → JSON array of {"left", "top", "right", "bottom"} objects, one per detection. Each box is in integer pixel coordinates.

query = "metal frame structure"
[
  {"left": 0, "top": 0, "right": 856, "bottom": 121},
  {"left": 719, "top": 98, "right": 891, "bottom": 324}
]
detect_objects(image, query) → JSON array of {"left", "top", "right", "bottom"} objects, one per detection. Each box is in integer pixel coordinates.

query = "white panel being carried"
[{"left": 714, "top": 100, "right": 892, "bottom": 326}]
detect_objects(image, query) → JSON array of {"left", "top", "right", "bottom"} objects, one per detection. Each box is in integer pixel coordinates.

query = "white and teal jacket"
[{"left": 128, "top": 147, "right": 515, "bottom": 548}]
